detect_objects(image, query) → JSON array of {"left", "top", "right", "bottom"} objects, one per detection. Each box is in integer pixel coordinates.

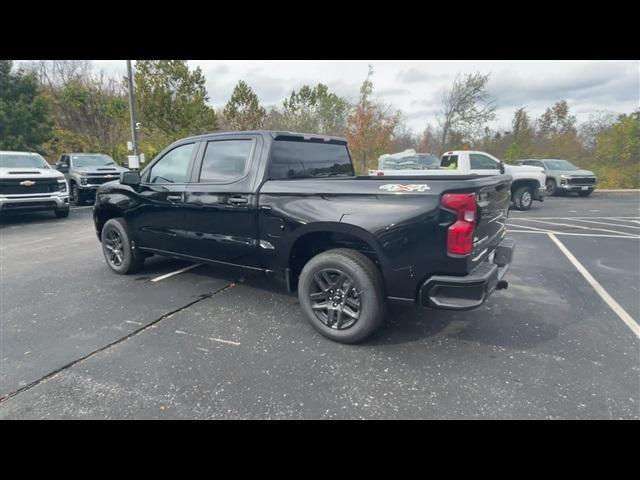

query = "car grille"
[
  {"left": 85, "top": 176, "right": 118, "bottom": 185},
  {"left": 0, "top": 179, "right": 60, "bottom": 195},
  {"left": 567, "top": 176, "right": 596, "bottom": 185},
  {"left": 2, "top": 201, "right": 57, "bottom": 210}
]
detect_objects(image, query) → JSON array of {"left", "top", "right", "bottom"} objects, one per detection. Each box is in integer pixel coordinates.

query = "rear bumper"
[{"left": 419, "top": 238, "right": 515, "bottom": 310}]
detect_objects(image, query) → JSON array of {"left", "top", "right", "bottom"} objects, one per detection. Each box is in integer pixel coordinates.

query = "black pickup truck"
[{"left": 93, "top": 131, "right": 515, "bottom": 343}]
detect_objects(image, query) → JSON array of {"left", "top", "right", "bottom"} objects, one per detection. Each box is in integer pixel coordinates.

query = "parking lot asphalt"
[{"left": 0, "top": 193, "right": 638, "bottom": 419}]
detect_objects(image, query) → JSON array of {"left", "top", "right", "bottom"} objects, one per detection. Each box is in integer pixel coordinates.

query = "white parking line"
[
  {"left": 569, "top": 218, "right": 640, "bottom": 229},
  {"left": 515, "top": 218, "right": 638, "bottom": 237},
  {"left": 150, "top": 263, "right": 202, "bottom": 282},
  {"left": 513, "top": 216, "right": 640, "bottom": 220},
  {"left": 175, "top": 330, "right": 240, "bottom": 346},
  {"left": 547, "top": 233, "right": 640, "bottom": 339},
  {"left": 507, "top": 230, "right": 640, "bottom": 239}
]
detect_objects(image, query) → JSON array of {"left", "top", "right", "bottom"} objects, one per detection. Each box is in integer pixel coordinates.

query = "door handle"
[
  {"left": 228, "top": 196, "right": 248, "bottom": 205},
  {"left": 167, "top": 194, "right": 183, "bottom": 202}
]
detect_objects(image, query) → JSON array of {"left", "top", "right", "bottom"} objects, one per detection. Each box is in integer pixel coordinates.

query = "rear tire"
[
  {"left": 101, "top": 218, "right": 145, "bottom": 274},
  {"left": 512, "top": 186, "right": 533, "bottom": 211},
  {"left": 298, "top": 248, "right": 386, "bottom": 344}
]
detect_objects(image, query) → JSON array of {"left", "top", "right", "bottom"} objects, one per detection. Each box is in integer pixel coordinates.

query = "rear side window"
[
  {"left": 269, "top": 140, "right": 354, "bottom": 179},
  {"left": 470, "top": 154, "right": 498, "bottom": 170},
  {"left": 199, "top": 139, "right": 254, "bottom": 183},
  {"left": 440, "top": 155, "right": 458, "bottom": 168}
]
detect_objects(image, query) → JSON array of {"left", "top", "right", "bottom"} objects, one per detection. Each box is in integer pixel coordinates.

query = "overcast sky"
[{"left": 80, "top": 60, "right": 640, "bottom": 133}]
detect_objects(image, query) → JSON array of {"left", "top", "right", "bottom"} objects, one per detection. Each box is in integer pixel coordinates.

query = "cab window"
[
  {"left": 440, "top": 155, "right": 458, "bottom": 168},
  {"left": 149, "top": 143, "right": 194, "bottom": 184},
  {"left": 470, "top": 154, "right": 498, "bottom": 170},
  {"left": 198, "top": 139, "right": 254, "bottom": 183}
]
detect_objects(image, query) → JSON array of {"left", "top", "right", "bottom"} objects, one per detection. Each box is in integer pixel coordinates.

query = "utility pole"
[{"left": 125, "top": 60, "right": 140, "bottom": 169}]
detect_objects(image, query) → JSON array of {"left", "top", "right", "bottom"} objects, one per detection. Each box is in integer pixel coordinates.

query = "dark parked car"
[
  {"left": 93, "top": 131, "right": 515, "bottom": 343},
  {"left": 55, "top": 153, "right": 129, "bottom": 205}
]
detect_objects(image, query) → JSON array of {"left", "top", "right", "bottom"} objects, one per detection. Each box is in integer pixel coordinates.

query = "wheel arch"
[{"left": 285, "top": 222, "right": 388, "bottom": 293}]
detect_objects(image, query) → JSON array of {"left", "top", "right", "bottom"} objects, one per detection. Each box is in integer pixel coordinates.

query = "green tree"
[
  {"left": 282, "top": 83, "right": 349, "bottom": 135},
  {"left": 504, "top": 107, "right": 533, "bottom": 161},
  {"left": 593, "top": 111, "right": 640, "bottom": 188},
  {"left": 134, "top": 60, "right": 218, "bottom": 143},
  {"left": 0, "top": 60, "right": 52, "bottom": 152},
  {"left": 222, "top": 80, "right": 267, "bottom": 130}
]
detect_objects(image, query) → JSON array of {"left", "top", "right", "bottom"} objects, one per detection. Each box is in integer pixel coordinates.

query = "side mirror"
[
  {"left": 499, "top": 161, "right": 505, "bottom": 174},
  {"left": 57, "top": 163, "right": 69, "bottom": 173},
  {"left": 120, "top": 171, "right": 141, "bottom": 187}
]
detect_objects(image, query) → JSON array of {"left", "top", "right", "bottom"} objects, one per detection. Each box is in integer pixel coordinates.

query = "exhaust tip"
[{"left": 496, "top": 280, "right": 508, "bottom": 290}]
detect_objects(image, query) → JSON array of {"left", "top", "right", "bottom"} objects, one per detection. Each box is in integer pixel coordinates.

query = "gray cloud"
[
  {"left": 488, "top": 63, "right": 639, "bottom": 111},
  {"left": 396, "top": 68, "right": 434, "bottom": 83}
]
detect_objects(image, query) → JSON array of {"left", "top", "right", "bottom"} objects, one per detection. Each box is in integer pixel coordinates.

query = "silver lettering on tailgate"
[{"left": 379, "top": 184, "right": 430, "bottom": 192}]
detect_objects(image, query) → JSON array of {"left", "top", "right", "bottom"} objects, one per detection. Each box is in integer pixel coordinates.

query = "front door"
[
  {"left": 128, "top": 142, "right": 197, "bottom": 255},
  {"left": 182, "top": 136, "right": 262, "bottom": 269}
]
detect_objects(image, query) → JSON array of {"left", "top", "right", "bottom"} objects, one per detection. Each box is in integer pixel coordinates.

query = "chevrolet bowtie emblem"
[{"left": 20, "top": 180, "right": 36, "bottom": 187}]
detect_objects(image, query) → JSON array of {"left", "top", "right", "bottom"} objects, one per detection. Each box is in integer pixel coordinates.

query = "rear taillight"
[{"left": 441, "top": 193, "right": 477, "bottom": 256}]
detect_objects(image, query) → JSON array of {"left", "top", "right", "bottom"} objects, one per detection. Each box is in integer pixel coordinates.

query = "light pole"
[{"left": 125, "top": 60, "right": 139, "bottom": 169}]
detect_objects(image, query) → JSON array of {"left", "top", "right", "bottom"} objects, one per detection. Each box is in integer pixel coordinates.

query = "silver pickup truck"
[
  {"left": 55, "top": 153, "right": 129, "bottom": 205},
  {"left": 0, "top": 151, "right": 70, "bottom": 218}
]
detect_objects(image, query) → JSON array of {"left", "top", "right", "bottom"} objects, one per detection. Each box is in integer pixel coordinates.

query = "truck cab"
[{"left": 55, "top": 153, "right": 129, "bottom": 205}]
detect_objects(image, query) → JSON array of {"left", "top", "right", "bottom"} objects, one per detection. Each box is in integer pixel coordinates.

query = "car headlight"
[
  {"left": 57, "top": 180, "right": 67, "bottom": 192},
  {"left": 560, "top": 174, "right": 569, "bottom": 179},
  {"left": 80, "top": 177, "right": 88, "bottom": 185}
]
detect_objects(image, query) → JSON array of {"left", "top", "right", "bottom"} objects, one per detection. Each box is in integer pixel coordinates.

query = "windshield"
[
  {"left": 544, "top": 159, "right": 579, "bottom": 171},
  {"left": 0, "top": 153, "right": 50, "bottom": 169},
  {"left": 71, "top": 154, "right": 117, "bottom": 167}
]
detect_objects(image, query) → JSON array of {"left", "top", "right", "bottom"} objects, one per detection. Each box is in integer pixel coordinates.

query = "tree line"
[{"left": 1, "top": 60, "right": 637, "bottom": 187}]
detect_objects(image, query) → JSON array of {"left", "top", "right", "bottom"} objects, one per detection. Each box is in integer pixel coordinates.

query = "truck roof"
[
  {"left": 182, "top": 130, "right": 348, "bottom": 145},
  {"left": 0, "top": 151, "right": 41, "bottom": 155},
  {"left": 442, "top": 150, "right": 490, "bottom": 156}
]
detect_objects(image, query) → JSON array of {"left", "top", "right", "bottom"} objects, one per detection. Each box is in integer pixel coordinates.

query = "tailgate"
[{"left": 471, "top": 178, "right": 511, "bottom": 264}]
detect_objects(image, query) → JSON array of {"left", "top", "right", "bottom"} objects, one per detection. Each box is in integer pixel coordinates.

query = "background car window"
[
  {"left": 199, "top": 139, "right": 254, "bottom": 183},
  {"left": 470, "top": 154, "right": 498, "bottom": 170},
  {"left": 149, "top": 143, "right": 194, "bottom": 183}
]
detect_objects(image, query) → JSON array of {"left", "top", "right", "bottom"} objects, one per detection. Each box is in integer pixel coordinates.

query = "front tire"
[
  {"left": 101, "top": 218, "right": 145, "bottom": 274},
  {"left": 298, "top": 248, "right": 386, "bottom": 344},
  {"left": 546, "top": 179, "right": 557, "bottom": 196},
  {"left": 70, "top": 182, "right": 83, "bottom": 206},
  {"left": 512, "top": 186, "right": 533, "bottom": 211}
]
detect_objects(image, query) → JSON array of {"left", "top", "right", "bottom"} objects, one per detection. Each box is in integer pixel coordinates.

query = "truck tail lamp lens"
[{"left": 441, "top": 193, "right": 477, "bottom": 256}]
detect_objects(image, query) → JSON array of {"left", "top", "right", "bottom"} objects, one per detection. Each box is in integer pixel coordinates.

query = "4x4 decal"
[{"left": 379, "top": 184, "right": 430, "bottom": 192}]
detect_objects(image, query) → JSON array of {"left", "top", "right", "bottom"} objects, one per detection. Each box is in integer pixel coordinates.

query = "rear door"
[
  {"left": 181, "top": 134, "right": 263, "bottom": 268},
  {"left": 468, "top": 153, "right": 501, "bottom": 176}
]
